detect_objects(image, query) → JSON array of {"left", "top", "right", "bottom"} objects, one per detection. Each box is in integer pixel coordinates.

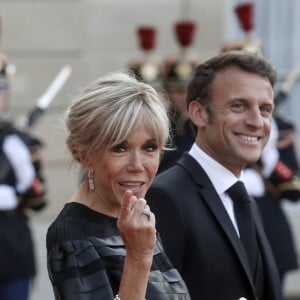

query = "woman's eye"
[
  {"left": 111, "top": 144, "right": 126, "bottom": 153},
  {"left": 144, "top": 143, "right": 158, "bottom": 152}
]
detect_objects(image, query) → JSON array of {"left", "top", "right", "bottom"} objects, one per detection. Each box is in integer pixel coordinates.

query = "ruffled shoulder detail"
[
  {"left": 48, "top": 236, "right": 190, "bottom": 300},
  {"left": 48, "top": 238, "right": 117, "bottom": 300}
]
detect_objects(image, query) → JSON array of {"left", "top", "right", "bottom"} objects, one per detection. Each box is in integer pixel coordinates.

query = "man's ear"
[{"left": 188, "top": 100, "right": 208, "bottom": 128}]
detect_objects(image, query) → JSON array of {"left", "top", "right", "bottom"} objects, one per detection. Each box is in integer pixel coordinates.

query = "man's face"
[{"left": 194, "top": 66, "right": 274, "bottom": 176}]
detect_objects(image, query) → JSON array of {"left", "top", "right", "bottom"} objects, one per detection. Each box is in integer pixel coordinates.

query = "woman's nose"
[{"left": 126, "top": 152, "right": 144, "bottom": 171}]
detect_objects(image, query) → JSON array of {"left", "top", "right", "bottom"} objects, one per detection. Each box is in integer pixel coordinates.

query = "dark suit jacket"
[{"left": 146, "top": 153, "right": 282, "bottom": 300}]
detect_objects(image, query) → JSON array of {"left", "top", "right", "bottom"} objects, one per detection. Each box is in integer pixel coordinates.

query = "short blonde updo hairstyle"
[{"left": 65, "top": 71, "right": 171, "bottom": 163}]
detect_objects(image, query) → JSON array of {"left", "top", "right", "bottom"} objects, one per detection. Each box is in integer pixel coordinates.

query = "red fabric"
[
  {"left": 175, "top": 21, "right": 196, "bottom": 47},
  {"left": 235, "top": 2, "right": 254, "bottom": 32},
  {"left": 137, "top": 27, "right": 156, "bottom": 51},
  {"left": 275, "top": 160, "right": 293, "bottom": 181}
]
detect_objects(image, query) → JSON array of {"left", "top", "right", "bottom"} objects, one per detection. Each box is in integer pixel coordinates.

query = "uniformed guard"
[
  {"left": 158, "top": 21, "right": 198, "bottom": 173},
  {"left": 222, "top": 2, "right": 261, "bottom": 53},
  {"left": 127, "top": 26, "right": 162, "bottom": 90},
  {"left": 163, "top": 21, "right": 198, "bottom": 95},
  {"left": 0, "top": 29, "right": 47, "bottom": 299}
]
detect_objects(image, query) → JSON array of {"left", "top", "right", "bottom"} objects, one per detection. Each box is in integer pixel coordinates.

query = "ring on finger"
[{"left": 142, "top": 207, "right": 151, "bottom": 219}]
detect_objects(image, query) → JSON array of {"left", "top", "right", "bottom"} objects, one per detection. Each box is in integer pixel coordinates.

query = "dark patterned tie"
[{"left": 227, "top": 181, "right": 258, "bottom": 277}]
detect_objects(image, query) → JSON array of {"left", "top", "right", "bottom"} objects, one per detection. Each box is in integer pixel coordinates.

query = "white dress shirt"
[
  {"left": 0, "top": 134, "right": 35, "bottom": 210},
  {"left": 189, "top": 143, "right": 244, "bottom": 236}
]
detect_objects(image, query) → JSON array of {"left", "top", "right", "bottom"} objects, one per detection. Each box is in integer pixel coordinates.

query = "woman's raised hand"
[{"left": 117, "top": 190, "right": 156, "bottom": 263}]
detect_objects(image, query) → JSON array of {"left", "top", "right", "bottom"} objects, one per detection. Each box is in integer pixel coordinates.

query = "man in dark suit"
[{"left": 146, "top": 50, "right": 282, "bottom": 300}]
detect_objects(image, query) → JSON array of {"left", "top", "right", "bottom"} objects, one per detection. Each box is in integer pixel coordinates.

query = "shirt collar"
[{"left": 189, "top": 143, "right": 244, "bottom": 194}]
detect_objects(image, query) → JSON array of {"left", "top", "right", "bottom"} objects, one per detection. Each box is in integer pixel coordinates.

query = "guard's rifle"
[
  {"left": 274, "top": 62, "right": 300, "bottom": 108},
  {"left": 16, "top": 65, "right": 72, "bottom": 210},
  {"left": 19, "top": 64, "right": 72, "bottom": 130}
]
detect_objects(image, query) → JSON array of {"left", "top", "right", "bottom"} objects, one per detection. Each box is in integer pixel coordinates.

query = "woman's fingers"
[
  {"left": 119, "top": 191, "right": 154, "bottom": 226},
  {"left": 119, "top": 190, "right": 134, "bottom": 221}
]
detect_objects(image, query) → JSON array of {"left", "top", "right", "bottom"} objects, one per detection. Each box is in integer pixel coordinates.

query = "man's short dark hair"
[{"left": 186, "top": 50, "right": 277, "bottom": 107}]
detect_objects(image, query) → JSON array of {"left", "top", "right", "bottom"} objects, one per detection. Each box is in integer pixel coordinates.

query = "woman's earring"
[{"left": 88, "top": 170, "right": 95, "bottom": 190}]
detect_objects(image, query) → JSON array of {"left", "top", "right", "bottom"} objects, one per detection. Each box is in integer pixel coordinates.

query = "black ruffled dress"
[{"left": 46, "top": 202, "right": 190, "bottom": 300}]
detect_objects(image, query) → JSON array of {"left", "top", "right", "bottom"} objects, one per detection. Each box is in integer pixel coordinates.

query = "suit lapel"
[
  {"left": 177, "top": 153, "right": 255, "bottom": 284},
  {"left": 252, "top": 202, "right": 282, "bottom": 298}
]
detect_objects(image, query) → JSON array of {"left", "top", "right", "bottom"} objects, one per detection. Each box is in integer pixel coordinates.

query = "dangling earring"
[{"left": 87, "top": 170, "right": 95, "bottom": 190}]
